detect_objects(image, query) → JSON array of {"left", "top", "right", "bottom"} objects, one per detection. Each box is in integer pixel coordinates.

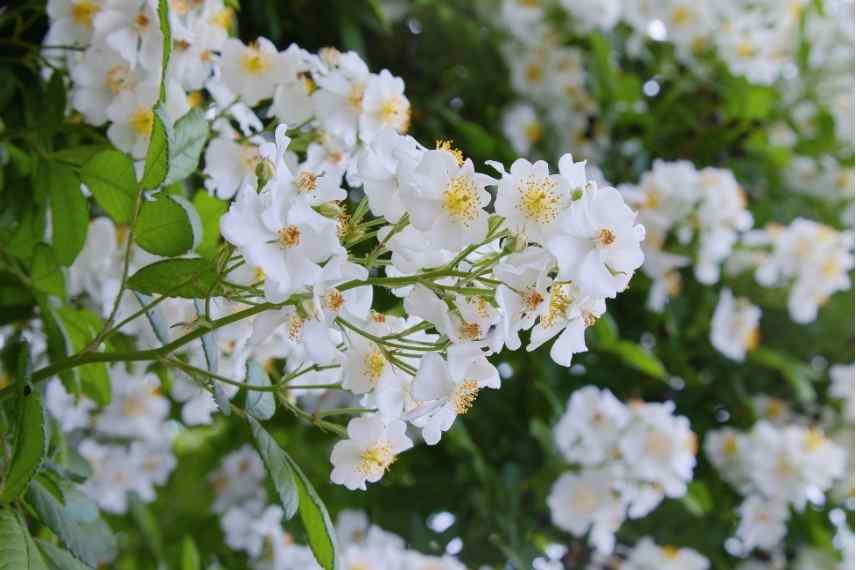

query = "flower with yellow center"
[
  {"left": 241, "top": 43, "right": 272, "bottom": 75},
  {"left": 441, "top": 175, "right": 480, "bottom": 224},
  {"left": 516, "top": 176, "right": 562, "bottom": 225},
  {"left": 596, "top": 228, "right": 615, "bottom": 247},
  {"left": 357, "top": 441, "right": 395, "bottom": 475},
  {"left": 541, "top": 283, "right": 573, "bottom": 328},
  {"left": 323, "top": 289, "right": 344, "bottom": 314},
  {"left": 277, "top": 225, "right": 301, "bottom": 248},
  {"left": 451, "top": 379, "right": 480, "bottom": 415},
  {"left": 295, "top": 171, "right": 319, "bottom": 193},
  {"left": 361, "top": 348, "right": 387, "bottom": 386},
  {"left": 129, "top": 107, "right": 154, "bottom": 137},
  {"left": 71, "top": 0, "right": 100, "bottom": 28}
]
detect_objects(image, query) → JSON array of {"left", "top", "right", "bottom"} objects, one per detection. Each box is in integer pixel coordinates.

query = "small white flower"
[
  {"left": 411, "top": 344, "right": 500, "bottom": 445},
  {"left": 330, "top": 415, "right": 412, "bottom": 490},
  {"left": 710, "top": 288, "right": 761, "bottom": 362},
  {"left": 547, "top": 184, "right": 645, "bottom": 299}
]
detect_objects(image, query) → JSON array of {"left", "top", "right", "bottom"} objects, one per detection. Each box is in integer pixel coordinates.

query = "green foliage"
[
  {"left": 79, "top": 150, "right": 138, "bottom": 224},
  {"left": 128, "top": 258, "right": 223, "bottom": 299},
  {"left": 42, "top": 162, "right": 87, "bottom": 267},
  {"left": 192, "top": 193, "right": 228, "bottom": 260},
  {"left": 0, "top": 384, "right": 46, "bottom": 503},
  {"left": 141, "top": 107, "right": 170, "bottom": 191},
  {"left": 244, "top": 360, "right": 276, "bottom": 421},
  {"left": 249, "top": 418, "right": 338, "bottom": 569},
  {"left": 164, "top": 109, "right": 210, "bottom": 186},
  {"left": 30, "top": 244, "right": 65, "bottom": 298},
  {"left": 0, "top": 509, "right": 47, "bottom": 570},
  {"left": 26, "top": 480, "right": 117, "bottom": 567},
  {"left": 54, "top": 308, "right": 111, "bottom": 405},
  {"left": 134, "top": 194, "right": 201, "bottom": 257}
]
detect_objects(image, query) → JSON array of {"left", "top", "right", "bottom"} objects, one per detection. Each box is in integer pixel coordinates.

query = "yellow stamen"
[
  {"left": 435, "top": 139, "right": 464, "bottom": 166},
  {"left": 241, "top": 43, "right": 271, "bottom": 75},
  {"left": 71, "top": 0, "right": 100, "bottom": 28},
  {"left": 362, "top": 348, "right": 386, "bottom": 384},
  {"left": 295, "top": 171, "right": 319, "bottom": 193},
  {"left": 516, "top": 176, "right": 562, "bottom": 224},
  {"left": 452, "top": 379, "right": 480, "bottom": 414},
  {"left": 277, "top": 225, "right": 301, "bottom": 248},
  {"left": 442, "top": 175, "right": 480, "bottom": 224},
  {"left": 358, "top": 441, "right": 395, "bottom": 475},
  {"left": 596, "top": 228, "right": 615, "bottom": 246},
  {"left": 129, "top": 107, "right": 154, "bottom": 137},
  {"left": 323, "top": 289, "right": 344, "bottom": 314}
]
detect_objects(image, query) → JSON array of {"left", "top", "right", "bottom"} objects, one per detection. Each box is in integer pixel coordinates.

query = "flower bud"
[
  {"left": 255, "top": 158, "right": 275, "bottom": 191},
  {"left": 315, "top": 201, "right": 344, "bottom": 219}
]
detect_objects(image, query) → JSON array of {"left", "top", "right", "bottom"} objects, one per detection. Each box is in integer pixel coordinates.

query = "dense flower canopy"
[{"left": 0, "top": 0, "right": 852, "bottom": 569}]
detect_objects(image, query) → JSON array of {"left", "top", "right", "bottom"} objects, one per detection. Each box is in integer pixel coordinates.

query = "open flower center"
[
  {"left": 210, "top": 7, "right": 234, "bottom": 29},
  {"left": 323, "top": 289, "right": 344, "bottom": 314},
  {"left": 358, "top": 441, "right": 395, "bottom": 475},
  {"left": 295, "top": 171, "right": 319, "bottom": 193},
  {"left": 241, "top": 44, "right": 271, "bottom": 75},
  {"left": 277, "top": 225, "right": 301, "bottom": 248},
  {"left": 134, "top": 12, "right": 150, "bottom": 32},
  {"left": 523, "top": 288, "right": 544, "bottom": 312},
  {"left": 105, "top": 64, "right": 130, "bottom": 95},
  {"left": 542, "top": 284, "right": 572, "bottom": 327},
  {"left": 72, "top": 0, "right": 100, "bottom": 28},
  {"left": 517, "top": 177, "right": 561, "bottom": 224},
  {"left": 378, "top": 96, "right": 409, "bottom": 131},
  {"left": 129, "top": 107, "right": 154, "bottom": 137},
  {"left": 452, "top": 379, "right": 480, "bottom": 415},
  {"left": 459, "top": 321, "right": 482, "bottom": 341},
  {"left": 596, "top": 228, "right": 616, "bottom": 246},
  {"left": 362, "top": 348, "right": 386, "bottom": 384},
  {"left": 442, "top": 175, "right": 480, "bottom": 224},
  {"left": 662, "top": 545, "right": 680, "bottom": 560}
]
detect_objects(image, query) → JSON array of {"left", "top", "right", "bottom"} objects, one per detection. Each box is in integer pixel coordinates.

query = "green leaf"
[
  {"left": 51, "top": 146, "right": 111, "bottom": 167},
  {"left": 180, "top": 537, "right": 200, "bottom": 570},
  {"left": 135, "top": 193, "right": 200, "bottom": 256},
  {"left": 44, "top": 163, "right": 88, "bottom": 266},
  {"left": 681, "top": 481, "right": 713, "bottom": 517},
  {"left": 248, "top": 417, "right": 299, "bottom": 520},
  {"left": 0, "top": 386, "right": 47, "bottom": 503},
  {"left": 245, "top": 360, "right": 275, "bottom": 420},
  {"left": 0, "top": 509, "right": 47, "bottom": 570},
  {"left": 79, "top": 150, "right": 138, "bottom": 223},
  {"left": 6, "top": 206, "right": 47, "bottom": 260},
  {"left": 140, "top": 106, "right": 170, "bottom": 190},
  {"left": 192, "top": 192, "right": 227, "bottom": 260},
  {"left": 36, "top": 539, "right": 91, "bottom": 570},
  {"left": 164, "top": 108, "right": 209, "bottom": 186},
  {"left": 286, "top": 453, "right": 338, "bottom": 569},
  {"left": 248, "top": 418, "right": 338, "bottom": 568},
  {"left": 54, "top": 308, "right": 111, "bottom": 406},
  {"left": 156, "top": 0, "right": 172, "bottom": 105},
  {"left": 26, "top": 480, "right": 117, "bottom": 567},
  {"left": 128, "top": 258, "right": 223, "bottom": 299},
  {"left": 607, "top": 341, "right": 667, "bottom": 380},
  {"left": 31, "top": 244, "right": 65, "bottom": 298}
]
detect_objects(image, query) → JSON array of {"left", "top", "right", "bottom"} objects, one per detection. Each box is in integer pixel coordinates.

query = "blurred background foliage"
[{"left": 0, "top": 0, "right": 852, "bottom": 568}]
